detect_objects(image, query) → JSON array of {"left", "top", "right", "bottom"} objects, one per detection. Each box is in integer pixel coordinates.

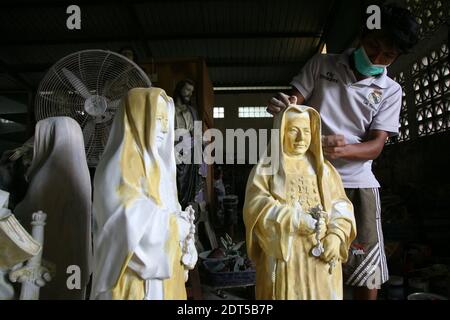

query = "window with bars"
[
  {"left": 405, "top": 0, "right": 449, "bottom": 39},
  {"left": 388, "top": 45, "right": 449, "bottom": 145},
  {"left": 238, "top": 106, "right": 272, "bottom": 118},
  {"left": 384, "top": 2, "right": 449, "bottom": 145},
  {"left": 413, "top": 43, "right": 449, "bottom": 137},
  {"left": 213, "top": 107, "right": 224, "bottom": 119}
]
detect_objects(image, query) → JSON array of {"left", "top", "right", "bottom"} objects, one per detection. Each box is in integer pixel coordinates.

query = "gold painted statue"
[{"left": 243, "top": 105, "right": 356, "bottom": 300}]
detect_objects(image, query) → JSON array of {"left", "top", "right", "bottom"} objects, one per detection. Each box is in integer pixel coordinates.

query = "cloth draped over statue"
[
  {"left": 92, "top": 87, "right": 196, "bottom": 300},
  {"left": 243, "top": 105, "right": 356, "bottom": 300},
  {"left": 14, "top": 117, "right": 92, "bottom": 300}
]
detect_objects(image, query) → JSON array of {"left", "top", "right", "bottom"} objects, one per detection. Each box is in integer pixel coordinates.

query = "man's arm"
[
  {"left": 267, "top": 88, "right": 305, "bottom": 115},
  {"left": 268, "top": 52, "right": 321, "bottom": 115},
  {"left": 323, "top": 130, "right": 389, "bottom": 161}
]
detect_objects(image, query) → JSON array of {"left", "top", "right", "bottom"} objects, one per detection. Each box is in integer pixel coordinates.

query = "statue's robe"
[
  {"left": 14, "top": 117, "right": 92, "bottom": 300},
  {"left": 92, "top": 88, "right": 196, "bottom": 300},
  {"left": 243, "top": 105, "right": 356, "bottom": 300}
]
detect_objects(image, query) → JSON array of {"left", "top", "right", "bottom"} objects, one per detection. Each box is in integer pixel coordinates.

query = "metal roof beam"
[
  {"left": 207, "top": 60, "right": 305, "bottom": 67},
  {"left": 0, "top": 0, "right": 266, "bottom": 9},
  {"left": 1, "top": 32, "right": 321, "bottom": 46},
  {"left": 6, "top": 59, "right": 307, "bottom": 72}
]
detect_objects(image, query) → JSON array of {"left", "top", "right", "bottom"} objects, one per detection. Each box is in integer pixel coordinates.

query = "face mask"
[{"left": 354, "top": 46, "right": 388, "bottom": 76}]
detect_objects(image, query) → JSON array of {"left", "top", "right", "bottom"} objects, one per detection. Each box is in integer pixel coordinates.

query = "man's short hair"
[{"left": 362, "top": 4, "right": 420, "bottom": 54}]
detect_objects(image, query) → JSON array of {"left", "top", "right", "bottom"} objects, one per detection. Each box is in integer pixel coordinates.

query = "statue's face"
[
  {"left": 155, "top": 107, "right": 169, "bottom": 148},
  {"left": 283, "top": 112, "right": 311, "bottom": 157},
  {"left": 180, "top": 83, "right": 194, "bottom": 104}
]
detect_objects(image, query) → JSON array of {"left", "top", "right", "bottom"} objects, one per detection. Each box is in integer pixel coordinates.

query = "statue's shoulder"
[
  {"left": 323, "top": 160, "right": 341, "bottom": 180},
  {"left": 322, "top": 160, "right": 346, "bottom": 196}
]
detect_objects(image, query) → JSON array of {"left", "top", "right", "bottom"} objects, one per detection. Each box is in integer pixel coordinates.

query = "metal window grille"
[
  {"left": 238, "top": 106, "right": 272, "bottom": 118},
  {"left": 414, "top": 43, "right": 449, "bottom": 137},
  {"left": 406, "top": 0, "right": 449, "bottom": 39},
  {"left": 213, "top": 107, "right": 225, "bottom": 119}
]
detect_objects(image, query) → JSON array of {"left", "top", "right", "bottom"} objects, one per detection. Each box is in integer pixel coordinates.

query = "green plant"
[{"left": 220, "top": 233, "right": 245, "bottom": 257}]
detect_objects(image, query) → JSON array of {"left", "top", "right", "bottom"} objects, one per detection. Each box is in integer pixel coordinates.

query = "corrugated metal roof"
[
  {"left": 0, "top": 0, "right": 339, "bottom": 89},
  {"left": 134, "top": 0, "right": 329, "bottom": 34}
]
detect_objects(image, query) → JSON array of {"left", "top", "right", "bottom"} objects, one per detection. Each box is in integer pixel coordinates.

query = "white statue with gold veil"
[
  {"left": 243, "top": 104, "right": 356, "bottom": 300},
  {"left": 92, "top": 87, "right": 197, "bottom": 300}
]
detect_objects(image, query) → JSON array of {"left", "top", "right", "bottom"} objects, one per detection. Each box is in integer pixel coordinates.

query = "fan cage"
[{"left": 35, "top": 49, "right": 151, "bottom": 167}]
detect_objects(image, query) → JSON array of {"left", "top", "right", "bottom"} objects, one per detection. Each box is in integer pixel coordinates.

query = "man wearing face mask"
[{"left": 267, "top": 4, "right": 419, "bottom": 300}]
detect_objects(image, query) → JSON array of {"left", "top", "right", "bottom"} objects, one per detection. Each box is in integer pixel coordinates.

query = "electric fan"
[{"left": 34, "top": 49, "right": 151, "bottom": 167}]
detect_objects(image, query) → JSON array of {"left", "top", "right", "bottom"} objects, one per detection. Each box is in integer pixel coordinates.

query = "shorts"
[{"left": 343, "top": 188, "right": 389, "bottom": 288}]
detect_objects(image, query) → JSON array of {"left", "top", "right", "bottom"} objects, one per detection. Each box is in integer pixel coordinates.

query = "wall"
[
  {"left": 213, "top": 92, "right": 274, "bottom": 133},
  {"left": 373, "top": 5, "right": 449, "bottom": 257},
  {"left": 211, "top": 92, "right": 276, "bottom": 217},
  {"left": 213, "top": 91, "right": 275, "bottom": 163}
]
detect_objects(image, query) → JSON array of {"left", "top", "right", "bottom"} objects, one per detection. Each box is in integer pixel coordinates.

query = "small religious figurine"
[
  {"left": 92, "top": 87, "right": 197, "bottom": 300},
  {"left": 243, "top": 105, "right": 356, "bottom": 300},
  {"left": 173, "top": 79, "right": 202, "bottom": 209}
]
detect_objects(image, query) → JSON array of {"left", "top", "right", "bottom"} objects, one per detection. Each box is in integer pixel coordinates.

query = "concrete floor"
[
  {"left": 200, "top": 284, "right": 355, "bottom": 300},
  {"left": 201, "top": 284, "right": 252, "bottom": 300}
]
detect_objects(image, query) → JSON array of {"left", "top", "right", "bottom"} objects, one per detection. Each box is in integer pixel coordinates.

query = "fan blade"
[
  {"left": 100, "top": 124, "right": 111, "bottom": 149},
  {"left": 62, "top": 68, "right": 91, "bottom": 99},
  {"left": 82, "top": 118, "right": 96, "bottom": 152},
  {"left": 108, "top": 99, "right": 121, "bottom": 110}
]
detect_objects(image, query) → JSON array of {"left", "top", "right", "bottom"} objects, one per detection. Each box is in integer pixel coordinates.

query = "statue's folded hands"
[
  {"left": 320, "top": 233, "right": 341, "bottom": 263},
  {"left": 294, "top": 210, "right": 327, "bottom": 238}
]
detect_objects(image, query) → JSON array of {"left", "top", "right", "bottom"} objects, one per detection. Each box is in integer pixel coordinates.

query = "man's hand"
[
  {"left": 320, "top": 233, "right": 341, "bottom": 263},
  {"left": 322, "top": 134, "right": 346, "bottom": 148},
  {"left": 324, "top": 146, "right": 350, "bottom": 159},
  {"left": 267, "top": 93, "right": 297, "bottom": 115},
  {"left": 322, "top": 134, "right": 348, "bottom": 160},
  {"left": 323, "top": 130, "right": 389, "bottom": 161}
]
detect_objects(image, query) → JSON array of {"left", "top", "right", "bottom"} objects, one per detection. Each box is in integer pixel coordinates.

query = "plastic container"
[
  {"left": 407, "top": 292, "right": 448, "bottom": 300},
  {"left": 408, "top": 277, "right": 429, "bottom": 293},
  {"left": 201, "top": 261, "right": 255, "bottom": 288}
]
